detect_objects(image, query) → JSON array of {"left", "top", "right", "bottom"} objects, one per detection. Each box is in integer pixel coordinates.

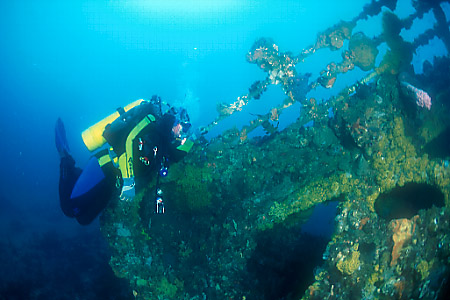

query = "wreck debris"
[{"left": 100, "top": 0, "right": 450, "bottom": 299}]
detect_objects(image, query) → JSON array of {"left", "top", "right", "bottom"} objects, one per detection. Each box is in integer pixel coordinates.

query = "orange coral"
[
  {"left": 326, "top": 77, "right": 337, "bottom": 88},
  {"left": 350, "top": 117, "right": 366, "bottom": 135},
  {"left": 270, "top": 108, "right": 279, "bottom": 121},
  {"left": 390, "top": 216, "right": 419, "bottom": 266},
  {"left": 359, "top": 217, "right": 370, "bottom": 230},
  {"left": 240, "top": 127, "right": 248, "bottom": 143}
]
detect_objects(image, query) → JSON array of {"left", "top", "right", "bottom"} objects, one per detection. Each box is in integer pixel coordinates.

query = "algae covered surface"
[{"left": 100, "top": 1, "right": 450, "bottom": 299}]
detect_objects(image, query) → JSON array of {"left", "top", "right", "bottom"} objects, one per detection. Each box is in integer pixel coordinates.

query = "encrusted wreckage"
[{"left": 100, "top": 0, "right": 450, "bottom": 299}]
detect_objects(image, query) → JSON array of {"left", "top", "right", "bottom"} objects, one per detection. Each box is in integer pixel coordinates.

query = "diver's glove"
[{"left": 120, "top": 177, "right": 136, "bottom": 201}]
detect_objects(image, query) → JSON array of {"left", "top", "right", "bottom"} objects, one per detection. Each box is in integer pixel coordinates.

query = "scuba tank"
[
  {"left": 102, "top": 101, "right": 161, "bottom": 155},
  {"left": 81, "top": 99, "right": 145, "bottom": 152}
]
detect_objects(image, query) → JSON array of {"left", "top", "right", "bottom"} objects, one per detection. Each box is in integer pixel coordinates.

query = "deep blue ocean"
[{"left": 0, "top": 0, "right": 448, "bottom": 299}]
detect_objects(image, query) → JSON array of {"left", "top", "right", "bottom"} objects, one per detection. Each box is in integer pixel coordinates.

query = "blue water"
[{"left": 0, "top": 0, "right": 448, "bottom": 298}]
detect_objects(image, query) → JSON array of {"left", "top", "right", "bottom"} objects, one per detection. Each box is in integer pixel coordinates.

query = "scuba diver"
[{"left": 55, "top": 95, "right": 194, "bottom": 225}]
